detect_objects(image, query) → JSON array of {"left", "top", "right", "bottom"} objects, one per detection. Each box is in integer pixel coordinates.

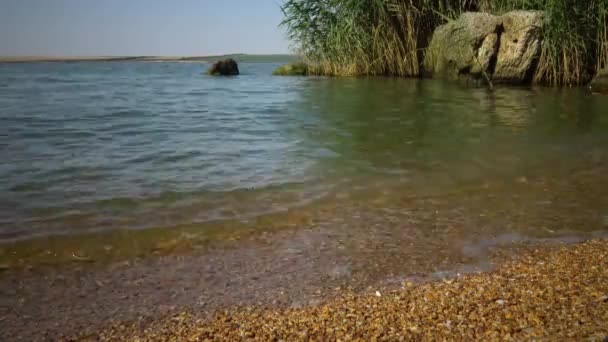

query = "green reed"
[
  {"left": 489, "top": 0, "right": 607, "bottom": 85},
  {"left": 280, "top": 0, "right": 608, "bottom": 85},
  {"left": 280, "top": 0, "right": 480, "bottom": 77}
]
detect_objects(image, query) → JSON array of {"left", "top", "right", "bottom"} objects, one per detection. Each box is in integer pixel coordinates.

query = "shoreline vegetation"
[
  {"left": 278, "top": 0, "right": 608, "bottom": 86},
  {"left": 82, "top": 240, "right": 608, "bottom": 340}
]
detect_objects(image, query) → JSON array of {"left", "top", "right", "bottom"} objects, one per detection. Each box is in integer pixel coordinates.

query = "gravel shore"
[{"left": 85, "top": 240, "right": 608, "bottom": 341}]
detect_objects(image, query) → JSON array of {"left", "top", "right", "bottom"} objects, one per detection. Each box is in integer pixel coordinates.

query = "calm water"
[{"left": 1, "top": 62, "right": 608, "bottom": 242}]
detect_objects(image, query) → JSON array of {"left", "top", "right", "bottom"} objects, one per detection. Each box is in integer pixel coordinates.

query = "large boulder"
[
  {"left": 207, "top": 58, "right": 239, "bottom": 76},
  {"left": 493, "top": 11, "right": 543, "bottom": 83},
  {"left": 590, "top": 70, "right": 608, "bottom": 94},
  {"left": 425, "top": 10, "right": 544, "bottom": 84},
  {"left": 425, "top": 12, "right": 502, "bottom": 80}
]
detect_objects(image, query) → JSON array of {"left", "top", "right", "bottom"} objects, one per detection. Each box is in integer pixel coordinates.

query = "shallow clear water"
[{"left": 1, "top": 62, "right": 608, "bottom": 241}]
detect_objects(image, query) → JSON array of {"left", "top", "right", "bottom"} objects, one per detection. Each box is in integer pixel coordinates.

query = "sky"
[{"left": 0, "top": 0, "right": 290, "bottom": 56}]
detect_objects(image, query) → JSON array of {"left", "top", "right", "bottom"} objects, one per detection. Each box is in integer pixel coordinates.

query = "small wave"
[
  {"left": 108, "top": 109, "right": 147, "bottom": 117},
  {"left": 185, "top": 90, "right": 208, "bottom": 96},
  {"left": 9, "top": 181, "right": 50, "bottom": 192},
  {"left": 45, "top": 129, "right": 97, "bottom": 139},
  {"left": 122, "top": 151, "right": 167, "bottom": 164},
  {"left": 461, "top": 231, "right": 608, "bottom": 258},
  {"left": 36, "top": 166, "right": 110, "bottom": 182},
  {"left": 35, "top": 76, "right": 81, "bottom": 84},
  {"left": 91, "top": 197, "right": 140, "bottom": 209},
  {"left": 156, "top": 150, "right": 203, "bottom": 163},
  {"left": 0, "top": 227, "right": 31, "bottom": 241},
  {"left": 96, "top": 121, "right": 139, "bottom": 133},
  {"left": 240, "top": 89, "right": 275, "bottom": 95}
]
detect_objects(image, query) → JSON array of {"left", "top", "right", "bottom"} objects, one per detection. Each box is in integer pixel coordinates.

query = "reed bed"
[{"left": 281, "top": 0, "right": 608, "bottom": 85}]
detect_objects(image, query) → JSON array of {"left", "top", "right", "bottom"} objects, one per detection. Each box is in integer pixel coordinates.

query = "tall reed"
[
  {"left": 281, "top": 0, "right": 608, "bottom": 85},
  {"left": 280, "top": 0, "right": 479, "bottom": 77},
  {"left": 490, "top": 0, "right": 607, "bottom": 85},
  {"left": 597, "top": 0, "right": 608, "bottom": 71}
]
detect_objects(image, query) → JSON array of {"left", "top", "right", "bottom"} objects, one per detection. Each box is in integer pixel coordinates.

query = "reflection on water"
[{"left": 0, "top": 62, "right": 607, "bottom": 247}]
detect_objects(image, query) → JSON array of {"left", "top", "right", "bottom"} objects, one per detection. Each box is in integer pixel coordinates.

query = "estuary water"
[{"left": 1, "top": 62, "right": 607, "bottom": 243}]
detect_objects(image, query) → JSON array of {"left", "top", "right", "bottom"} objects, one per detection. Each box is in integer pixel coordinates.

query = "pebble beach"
[{"left": 84, "top": 240, "right": 608, "bottom": 341}]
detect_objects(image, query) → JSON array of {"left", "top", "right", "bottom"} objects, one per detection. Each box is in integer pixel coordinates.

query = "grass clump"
[
  {"left": 272, "top": 62, "right": 309, "bottom": 76},
  {"left": 281, "top": 0, "right": 608, "bottom": 85}
]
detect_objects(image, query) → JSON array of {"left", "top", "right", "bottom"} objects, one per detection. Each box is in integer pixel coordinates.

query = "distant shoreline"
[
  {"left": 0, "top": 56, "right": 208, "bottom": 63},
  {"left": 0, "top": 54, "right": 297, "bottom": 64}
]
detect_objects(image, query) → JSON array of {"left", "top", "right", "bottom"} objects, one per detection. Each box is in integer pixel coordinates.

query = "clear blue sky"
[{"left": 0, "top": 0, "right": 290, "bottom": 56}]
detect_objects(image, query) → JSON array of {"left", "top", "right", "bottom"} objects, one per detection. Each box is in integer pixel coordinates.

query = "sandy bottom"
[{"left": 1, "top": 170, "right": 608, "bottom": 341}]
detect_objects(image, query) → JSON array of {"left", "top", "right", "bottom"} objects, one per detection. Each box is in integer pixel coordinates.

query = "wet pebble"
[{"left": 86, "top": 240, "right": 608, "bottom": 341}]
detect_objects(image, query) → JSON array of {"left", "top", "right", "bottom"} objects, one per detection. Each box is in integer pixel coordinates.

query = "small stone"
[{"left": 496, "top": 299, "right": 505, "bottom": 305}]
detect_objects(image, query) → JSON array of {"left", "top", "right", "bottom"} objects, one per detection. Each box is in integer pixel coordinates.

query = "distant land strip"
[{"left": 0, "top": 54, "right": 298, "bottom": 64}]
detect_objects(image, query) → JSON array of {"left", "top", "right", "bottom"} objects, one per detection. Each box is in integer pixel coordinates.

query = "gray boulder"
[
  {"left": 425, "top": 12, "right": 502, "bottom": 80},
  {"left": 493, "top": 11, "right": 543, "bottom": 83},
  {"left": 425, "top": 10, "right": 544, "bottom": 84},
  {"left": 207, "top": 58, "right": 239, "bottom": 76}
]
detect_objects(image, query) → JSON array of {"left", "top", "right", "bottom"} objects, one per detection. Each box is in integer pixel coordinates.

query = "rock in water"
[
  {"left": 590, "top": 70, "right": 608, "bottom": 94},
  {"left": 493, "top": 11, "right": 543, "bottom": 83},
  {"left": 425, "top": 12, "right": 502, "bottom": 80},
  {"left": 207, "top": 58, "right": 239, "bottom": 76}
]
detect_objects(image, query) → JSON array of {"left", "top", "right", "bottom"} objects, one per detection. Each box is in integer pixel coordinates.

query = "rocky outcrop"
[
  {"left": 425, "top": 11, "right": 544, "bottom": 84},
  {"left": 493, "top": 11, "right": 543, "bottom": 82},
  {"left": 425, "top": 13, "right": 502, "bottom": 80},
  {"left": 590, "top": 70, "right": 608, "bottom": 94},
  {"left": 207, "top": 58, "right": 239, "bottom": 76}
]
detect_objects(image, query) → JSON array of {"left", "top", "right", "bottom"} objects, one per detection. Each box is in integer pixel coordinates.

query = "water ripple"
[{"left": 1, "top": 62, "right": 607, "bottom": 241}]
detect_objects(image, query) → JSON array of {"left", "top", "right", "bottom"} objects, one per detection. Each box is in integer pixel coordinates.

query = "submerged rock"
[
  {"left": 207, "top": 58, "right": 239, "bottom": 76},
  {"left": 425, "top": 10, "right": 544, "bottom": 84},
  {"left": 493, "top": 11, "right": 543, "bottom": 83},
  {"left": 590, "top": 69, "right": 608, "bottom": 94}
]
